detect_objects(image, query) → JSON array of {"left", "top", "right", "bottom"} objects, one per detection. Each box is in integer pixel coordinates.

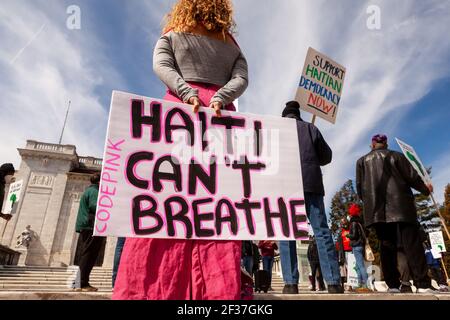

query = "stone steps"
[{"left": 0, "top": 266, "right": 113, "bottom": 291}]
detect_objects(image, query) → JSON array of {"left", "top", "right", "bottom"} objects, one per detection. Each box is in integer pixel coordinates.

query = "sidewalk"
[{"left": 0, "top": 291, "right": 449, "bottom": 300}]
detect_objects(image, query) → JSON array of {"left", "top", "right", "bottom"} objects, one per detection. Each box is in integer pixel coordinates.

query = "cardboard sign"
[
  {"left": 94, "top": 91, "right": 307, "bottom": 240},
  {"left": 346, "top": 252, "right": 372, "bottom": 288},
  {"left": 429, "top": 231, "right": 446, "bottom": 253},
  {"left": 395, "top": 138, "right": 432, "bottom": 185},
  {"left": 4, "top": 180, "right": 23, "bottom": 215},
  {"left": 295, "top": 47, "right": 346, "bottom": 124}
]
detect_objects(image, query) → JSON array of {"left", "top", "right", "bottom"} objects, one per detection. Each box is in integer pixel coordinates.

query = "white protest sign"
[
  {"left": 430, "top": 248, "right": 442, "bottom": 259},
  {"left": 395, "top": 138, "right": 432, "bottom": 185},
  {"left": 295, "top": 47, "right": 346, "bottom": 124},
  {"left": 346, "top": 252, "right": 372, "bottom": 288},
  {"left": 429, "top": 231, "right": 446, "bottom": 253},
  {"left": 4, "top": 180, "right": 23, "bottom": 215},
  {"left": 94, "top": 91, "right": 307, "bottom": 240}
]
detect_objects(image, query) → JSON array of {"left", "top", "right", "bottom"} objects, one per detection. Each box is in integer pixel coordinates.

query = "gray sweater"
[{"left": 153, "top": 31, "right": 249, "bottom": 106}]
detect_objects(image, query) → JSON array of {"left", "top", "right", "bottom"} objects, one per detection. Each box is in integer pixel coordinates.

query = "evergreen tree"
[
  {"left": 415, "top": 193, "right": 441, "bottom": 232},
  {"left": 415, "top": 167, "right": 441, "bottom": 232},
  {"left": 328, "top": 179, "right": 360, "bottom": 238}
]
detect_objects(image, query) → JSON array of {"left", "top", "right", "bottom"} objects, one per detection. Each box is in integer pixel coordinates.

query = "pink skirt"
[{"left": 112, "top": 82, "right": 241, "bottom": 300}]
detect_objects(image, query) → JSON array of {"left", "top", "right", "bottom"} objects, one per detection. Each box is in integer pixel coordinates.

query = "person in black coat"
[
  {"left": 0, "top": 163, "right": 15, "bottom": 221},
  {"left": 307, "top": 237, "right": 325, "bottom": 291},
  {"left": 251, "top": 242, "right": 261, "bottom": 277},
  {"left": 356, "top": 134, "right": 434, "bottom": 292},
  {"left": 241, "top": 241, "right": 254, "bottom": 275}
]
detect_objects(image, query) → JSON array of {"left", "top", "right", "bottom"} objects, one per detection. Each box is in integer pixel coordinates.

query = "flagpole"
[
  {"left": 59, "top": 100, "right": 71, "bottom": 145},
  {"left": 1, "top": 220, "right": 9, "bottom": 241}
]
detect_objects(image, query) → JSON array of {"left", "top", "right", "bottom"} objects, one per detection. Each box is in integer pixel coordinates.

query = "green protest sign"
[
  {"left": 4, "top": 180, "right": 23, "bottom": 215},
  {"left": 395, "top": 138, "right": 432, "bottom": 185}
]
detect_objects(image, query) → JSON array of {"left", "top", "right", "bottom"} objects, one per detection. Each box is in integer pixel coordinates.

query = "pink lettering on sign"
[{"left": 96, "top": 138, "right": 125, "bottom": 234}]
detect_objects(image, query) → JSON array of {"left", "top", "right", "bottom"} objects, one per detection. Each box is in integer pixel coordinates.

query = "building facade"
[
  {"left": 0, "top": 140, "right": 310, "bottom": 283},
  {"left": 0, "top": 140, "right": 116, "bottom": 267}
]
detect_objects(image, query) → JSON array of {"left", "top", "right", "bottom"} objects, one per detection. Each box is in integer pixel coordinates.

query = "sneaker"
[
  {"left": 81, "top": 285, "right": 98, "bottom": 292},
  {"left": 438, "top": 285, "right": 449, "bottom": 292},
  {"left": 282, "top": 284, "right": 299, "bottom": 294},
  {"left": 328, "top": 285, "right": 344, "bottom": 294},
  {"left": 417, "top": 287, "right": 439, "bottom": 294},
  {"left": 400, "top": 285, "right": 413, "bottom": 293},
  {"left": 387, "top": 288, "right": 401, "bottom": 293}
]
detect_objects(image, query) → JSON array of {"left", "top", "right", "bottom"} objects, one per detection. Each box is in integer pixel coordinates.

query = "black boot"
[
  {"left": 328, "top": 285, "right": 344, "bottom": 294},
  {"left": 282, "top": 284, "right": 299, "bottom": 294}
]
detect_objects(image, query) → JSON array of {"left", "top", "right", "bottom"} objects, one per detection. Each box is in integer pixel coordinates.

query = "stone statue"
[{"left": 16, "top": 225, "right": 35, "bottom": 249}]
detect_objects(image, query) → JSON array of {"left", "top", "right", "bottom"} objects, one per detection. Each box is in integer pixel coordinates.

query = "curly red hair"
[{"left": 163, "top": 0, "right": 236, "bottom": 37}]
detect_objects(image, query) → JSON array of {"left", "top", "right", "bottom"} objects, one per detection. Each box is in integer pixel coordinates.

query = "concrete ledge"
[
  {"left": 0, "top": 291, "right": 112, "bottom": 300},
  {"left": 1, "top": 291, "right": 449, "bottom": 300},
  {"left": 255, "top": 293, "right": 450, "bottom": 300}
]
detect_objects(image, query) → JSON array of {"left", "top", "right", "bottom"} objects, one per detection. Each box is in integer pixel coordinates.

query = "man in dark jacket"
[
  {"left": 74, "top": 173, "right": 105, "bottom": 292},
  {"left": 0, "top": 163, "right": 15, "bottom": 221},
  {"left": 356, "top": 134, "right": 435, "bottom": 293},
  {"left": 307, "top": 237, "right": 325, "bottom": 291},
  {"left": 279, "top": 101, "right": 342, "bottom": 294}
]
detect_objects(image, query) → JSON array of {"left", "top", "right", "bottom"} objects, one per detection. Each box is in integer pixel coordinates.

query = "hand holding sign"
[{"left": 188, "top": 96, "right": 201, "bottom": 114}]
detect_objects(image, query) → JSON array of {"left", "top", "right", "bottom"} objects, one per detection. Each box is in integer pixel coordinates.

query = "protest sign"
[
  {"left": 295, "top": 47, "right": 346, "bottom": 124},
  {"left": 94, "top": 91, "right": 307, "bottom": 240},
  {"left": 395, "top": 138, "right": 432, "bottom": 185},
  {"left": 429, "top": 231, "right": 446, "bottom": 253},
  {"left": 346, "top": 252, "right": 373, "bottom": 288},
  {"left": 4, "top": 180, "right": 23, "bottom": 215}
]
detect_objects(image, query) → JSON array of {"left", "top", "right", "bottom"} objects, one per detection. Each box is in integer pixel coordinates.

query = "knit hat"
[
  {"left": 282, "top": 101, "right": 301, "bottom": 120},
  {"left": 372, "top": 134, "right": 387, "bottom": 144},
  {"left": 348, "top": 203, "right": 361, "bottom": 217},
  {"left": 0, "top": 163, "right": 15, "bottom": 175}
]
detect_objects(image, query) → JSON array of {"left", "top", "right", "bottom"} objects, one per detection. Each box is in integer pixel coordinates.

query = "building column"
[
  {"left": 34, "top": 173, "right": 69, "bottom": 266},
  {"left": 102, "top": 237, "right": 117, "bottom": 269}
]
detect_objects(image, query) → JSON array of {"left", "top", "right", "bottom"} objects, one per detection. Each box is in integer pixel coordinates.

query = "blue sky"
[{"left": 0, "top": 0, "right": 449, "bottom": 207}]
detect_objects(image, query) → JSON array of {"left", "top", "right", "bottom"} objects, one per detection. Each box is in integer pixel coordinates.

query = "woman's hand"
[
  {"left": 209, "top": 101, "right": 222, "bottom": 117},
  {"left": 188, "top": 96, "right": 201, "bottom": 113}
]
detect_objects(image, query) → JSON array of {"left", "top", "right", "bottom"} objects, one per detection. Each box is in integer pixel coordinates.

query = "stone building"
[
  {"left": 0, "top": 140, "right": 116, "bottom": 267},
  {"left": 0, "top": 140, "right": 310, "bottom": 284}
]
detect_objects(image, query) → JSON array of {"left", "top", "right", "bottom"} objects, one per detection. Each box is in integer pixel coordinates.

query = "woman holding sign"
[{"left": 113, "top": 0, "right": 248, "bottom": 300}]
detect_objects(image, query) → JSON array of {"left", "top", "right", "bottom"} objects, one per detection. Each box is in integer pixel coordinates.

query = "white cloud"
[
  {"left": 0, "top": 1, "right": 124, "bottom": 167},
  {"left": 0, "top": 0, "right": 448, "bottom": 211},
  {"left": 233, "top": 0, "right": 450, "bottom": 208}
]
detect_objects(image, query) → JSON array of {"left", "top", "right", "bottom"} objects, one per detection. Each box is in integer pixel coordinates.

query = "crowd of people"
[{"left": 1, "top": 0, "right": 448, "bottom": 300}]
